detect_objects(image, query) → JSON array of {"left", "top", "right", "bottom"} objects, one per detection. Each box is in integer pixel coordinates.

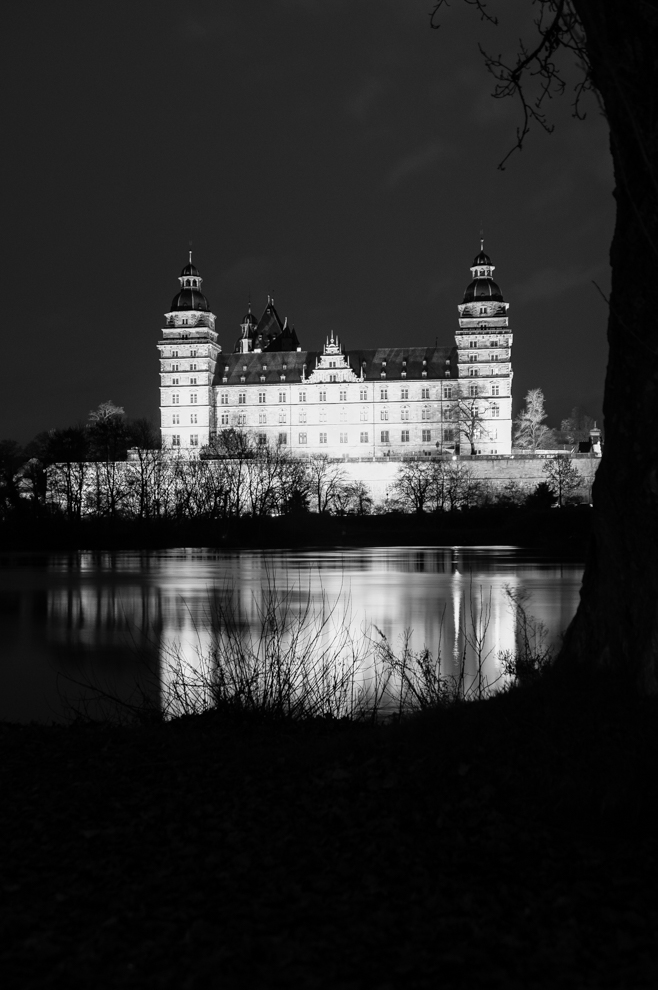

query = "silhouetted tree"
[{"left": 513, "top": 388, "right": 556, "bottom": 450}]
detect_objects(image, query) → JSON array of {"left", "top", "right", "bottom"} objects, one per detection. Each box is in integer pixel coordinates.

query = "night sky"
[{"left": 3, "top": 0, "right": 613, "bottom": 444}]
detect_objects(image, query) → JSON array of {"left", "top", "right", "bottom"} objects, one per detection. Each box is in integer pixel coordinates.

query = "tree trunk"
[{"left": 560, "top": 1, "right": 658, "bottom": 692}]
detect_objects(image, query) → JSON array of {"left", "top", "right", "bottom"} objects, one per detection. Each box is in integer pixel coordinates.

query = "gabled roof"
[{"left": 214, "top": 345, "right": 457, "bottom": 387}]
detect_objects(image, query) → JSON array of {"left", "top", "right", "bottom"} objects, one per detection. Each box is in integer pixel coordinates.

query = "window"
[
  {"left": 489, "top": 340, "right": 496, "bottom": 348},
  {"left": 190, "top": 435, "right": 199, "bottom": 447},
  {"left": 422, "top": 430, "right": 432, "bottom": 443},
  {"left": 329, "top": 374, "right": 337, "bottom": 382},
  {"left": 380, "top": 387, "right": 388, "bottom": 400},
  {"left": 190, "top": 377, "right": 198, "bottom": 385},
  {"left": 172, "top": 413, "right": 180, "bottom": 425},
  {"left": 468, "top": 354, "right": 477, "bottom": 364},
  {"left": 319, "top": 391, "right": 327, "bottom": 402},
  {"left": 259, "top": 411, "right": 267, "bottom": 424},
  {"left": 221, "top": 393, "right": 229, "bottom": 405},
  {"left": 360, "top": 388, "right": 368, "bottom": 401},
  {"left": 257, "top": 433, "right": 267, "bottom": 446},
  {"left": 171, "top": 363, "right": 180, "bottom": 371},
  {"left": 443, "top": 427, "right": 454, "bottom": 442},
  {"left": 339, "top": 408, "right": 347, "bottom": 422},
  {"left": 401, "top": 387, "right": 409, "bottom": 400},
  {"left": 421, "top": 387, "right": 430, "bottom": 399},
  {"left": 491, "top": 383, "right": 500, "bottom": 396},
  {"left": 401, "top": 430, "right": 410, "bottom": 443},
  {"left": 237, "top": 413, "right": 246, "bottom": 425},
  {"left": 221, "top": 412, "right": 229, "bottom": 425},
  {"left": 190, "top": 413, "right": 197, "bottom": 424},
  {"left": 299, "top": 433, "right": 307, "bottom": 444},
  {"left": 258, "top": 391, "right": 266, "bottom": 403},
  {"left": 401, "top": 406, "right": 409, "bottom": 422},
  {"left": 190, "top": 363, "right": 198, "bottom": 371},
  {"left": 172, "top": 435, "right": 181, "bottom": 447},
  {"left": 360, "top": 408, "right": 368, "bottom": 421},
  {"left": 340, "top": 389, "right": 347, "bottom": 402},
  {"left": 278, "top": 433, "right": 287, "bottom": 445},
  {"left": 381, "top": 431, "right": 390, "bottom": 443},
  {"left": 360, "top": 432, "right": 369, "bottom": 443},
  {"left": 298, "top": 410, "right": 307, "bottom": 424},
  {"left": 443, "top": 386, "right": 452, "bottom": 399},
  {"left": 278, "top": 391, "right": 286, "bottom": 403},
  {"left": 279, "top": 411, "right": 287, "bottom": 424},
  {"left": 329, "top": 360, "right": 336, "bottom": 368},
  {"left": 469, "top": 384, "right": 478, "bottom": 397},
  {"left": 299, "top": 390, "right": 307, "bottom": 402},
  {"left": 479, "top": 306, "right": 487, "bottom": 314},
  {"left": 319, "top": 433, "right": 328, "bottom": 444},
  {"left": 172, "top": 377, "right": 180, "bottom": 386},
  {"left": 171, "top": 349, "right": 179, "bottom": 358},
  {"left": 190, "top": 393, "right": 198, "bottom": 404},
  {"left": 319, "top": 409, "right": 327, "bottom": 423},
  {"left": 469, "top": 340, "right": 477, "bottom": 349},
  {"left": 172, "top": 394, "right": 180, "bottom": 405},
  {"left": 340, "top": 433, "right": 348, "bottom": 444},
  {"left": 191, "top": 349, "right": 197, "bottom": 357},
  {"left": 238, "top": 392, "right": 246, "bottom": 404},
  {"left": 490, "top": 429, "right": 498, "bottom": 440},
  {"left": 468, "top": 368, "right": 478, "bottom": 377},
  {"left": 443, "top": 406, "right": 455, "bottom": 421},
  {"left": 491, "top": 403, "right": 500, "bottom": 418},
  {"left": 421, "top": 406, "right": 430, "bottom": 421},
  {"left": 380, "top": 408, "right": 388, "bottom": 421}
]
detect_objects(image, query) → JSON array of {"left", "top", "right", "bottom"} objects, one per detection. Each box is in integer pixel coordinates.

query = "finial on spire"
[{"left": 188, "top": 240, "right": 193, "bottom": 265}]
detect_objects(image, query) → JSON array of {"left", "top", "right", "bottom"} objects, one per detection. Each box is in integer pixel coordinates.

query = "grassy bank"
[
  {"left": 0, "top": 505, "right": 591, "bottom": 553},
  {"left": 2, "top": 664, "right": 657, "bottom": 988}
]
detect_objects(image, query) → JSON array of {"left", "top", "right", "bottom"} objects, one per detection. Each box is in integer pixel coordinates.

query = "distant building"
[{"left": 157, "top": 245, "right": 513, "bottom": 457}]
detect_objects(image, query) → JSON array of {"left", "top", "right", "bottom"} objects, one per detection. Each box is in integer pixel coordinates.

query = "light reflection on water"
[{"left": 0, "top": 548, "right": 583, "bottom": 723}]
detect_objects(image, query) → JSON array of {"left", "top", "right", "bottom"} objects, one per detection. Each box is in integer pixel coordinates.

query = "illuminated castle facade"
[{"left": 157, "top": 246, "right": 513, "bottom": 457}]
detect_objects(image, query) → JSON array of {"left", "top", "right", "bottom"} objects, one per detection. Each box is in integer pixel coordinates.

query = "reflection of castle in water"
[{"left": 37, "top": 549, "right": 582, "bottom": 716}]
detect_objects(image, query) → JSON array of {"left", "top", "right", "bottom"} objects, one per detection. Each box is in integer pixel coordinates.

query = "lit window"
[
  {"left": 401, "top": 406, "right": 409, "bottom": 422},
  {"left": 190, "top": 435, "right": 199, "bottom": 447},
  {"left": 360, "top": 408, "right": 368, "bottom": 421},
  {"left": 299, "top": 433, "right": 307, "bottom": 444},
  {"left": 380, "top": 409, "right": 388, "bottom": 421},
  {"left": 360, "top": 432, "right": 369, "bottom": 443},
  {"left": 491, "top": 403, "right": 500, "bottom": 418},
  {"left": 401, "top": 430, "right": 410, "bottom": 443},
  {"left": 381, "top": 431, "right": 389, "bottom": 443},
  {"left": 422, "top": 430, "right": 431, "bottom": 443},
  {"left": 320, "top": 433, "right": 328, "bottom": 444},
  {"left": 339, "top": 408, "right": 347, "bottom": 422},
  {"left": 340, "top": 433, "right": 348, "bottom": 444},
  {"left": 279, "top": 411, "right": 287, "bottom": 424},
  {"left": 320, "top": 409, "right": 327, "bottom": 423},
  {"left": 401, "top": 387, "right": 409, "bottom": 400},
  {"left": 298, "top": 410, "right": 307, "bottom": 424},
  {"left": 340, "top": 390, "right": 347, "bottom": 402},
  {"left": 422, "top": 406, "right": 430, "bottom": 421},
  {"left": 319, "top": 391, "right": 327, "bottom": 402},
  {"left": 259, "top": 411, "right": 267, "bottom": 424},
  {"left": 190, "top": 413, "right": 197, "bottom": 424},
  {"left": 258, "top": 391, "right": 266, "bottom": 403}
]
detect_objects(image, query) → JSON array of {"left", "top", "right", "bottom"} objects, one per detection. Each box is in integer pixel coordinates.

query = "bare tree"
[
  {"left": 543, "top": 455, "right": 583, "bottom": 507},
  {"left": 306, "top": 455, "right": 349, "bottom": 514},
  {"left": 433, "top": 2, "right": 658, "bottom": 691},
  {"left": 446, "top": 383, "right": 492, "bottom": 455},
  {"left": 513, "top": 388, "right": 556, "bottom": 450}
]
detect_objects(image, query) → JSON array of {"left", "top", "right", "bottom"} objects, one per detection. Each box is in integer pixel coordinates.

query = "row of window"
[
  {"left": 169, "top": 428, "right": 499, "bottom": 447},
  {"left": 171, "top": 414, "right": 198, "bottom": 425},
  {"left": 216, "top": 384, "right": 503, "bottom": 404},
  {"left": 171, "top": 435, "right": 199, "bottom": 447},
  {"left": 165, "top": 348, "right": 201, "bottom": 358},
  {"left": 217, "top": 403, "right": 500, "bottom": 426}
]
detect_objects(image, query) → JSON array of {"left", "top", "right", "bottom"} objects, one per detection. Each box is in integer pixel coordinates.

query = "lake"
[{"left": 0, "top": 547, "right": 583, "bottom": 723}]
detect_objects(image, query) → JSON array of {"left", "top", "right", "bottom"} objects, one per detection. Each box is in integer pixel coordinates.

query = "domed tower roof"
[
  {"left": 462, "top": 240, "right": 504, "bottom": 303},
  {"left": 170, "top": 251, "right": 209, "bottom": 311}
]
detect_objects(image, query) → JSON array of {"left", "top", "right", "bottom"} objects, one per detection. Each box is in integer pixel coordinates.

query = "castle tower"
[
  {"left": 157, "top": 254, "right": 221, "bottom": 453},
  {"left": 455, "top": 243, "right": 513, "bottom": 454}
]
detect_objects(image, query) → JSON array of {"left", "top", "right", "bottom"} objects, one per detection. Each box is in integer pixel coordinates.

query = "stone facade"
[{"left": 158, "top": 246, "right": 514, "bottom": 457}]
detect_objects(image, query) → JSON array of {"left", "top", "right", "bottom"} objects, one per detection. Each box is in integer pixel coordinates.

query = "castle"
[{"left": 157, "top": 246, "right": 514, "bottom": 458}]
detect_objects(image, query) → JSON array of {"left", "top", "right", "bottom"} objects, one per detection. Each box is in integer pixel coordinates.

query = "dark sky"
[{"left": 2, "top": 0, "right": 613, "bottom": 443}]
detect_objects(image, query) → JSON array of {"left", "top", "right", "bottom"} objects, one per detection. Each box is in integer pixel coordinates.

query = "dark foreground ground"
[{"left": 2, "top": 666, "right": 657, "bottom": 989}]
